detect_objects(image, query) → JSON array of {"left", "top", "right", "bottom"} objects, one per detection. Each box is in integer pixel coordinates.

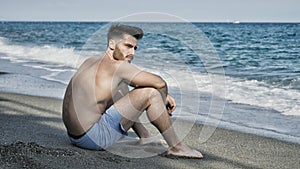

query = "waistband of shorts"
[{"left": 68, "top": 132, "right": 86, "bottom": 139}]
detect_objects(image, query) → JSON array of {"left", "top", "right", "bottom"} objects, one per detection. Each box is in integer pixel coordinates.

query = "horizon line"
[{"left": 1, "top": 20, "right": 300, "bottom": 24}]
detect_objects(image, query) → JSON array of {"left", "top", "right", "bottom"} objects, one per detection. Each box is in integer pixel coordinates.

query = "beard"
[
  {"left": 113, "top": 46, "right": 131, "bottom": 63},
  {"left": 113, "top": 45, "right": 123, "bottom": 61}
]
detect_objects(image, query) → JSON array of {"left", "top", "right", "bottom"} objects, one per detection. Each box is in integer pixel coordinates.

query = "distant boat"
[{"left": 232, "top": 20, "right": 240, "bottom": 24}]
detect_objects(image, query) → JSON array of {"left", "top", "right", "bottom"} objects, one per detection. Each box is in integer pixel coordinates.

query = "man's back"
[
  {"left": 63, "top": 56, "right": 106, "bottom": 136},
  {"left": 63, "top": 54, "right": 136, "bottom": 135}
]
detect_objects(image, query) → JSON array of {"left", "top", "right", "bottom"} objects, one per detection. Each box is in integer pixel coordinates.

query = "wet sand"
[{"left": 0, "top": 92, "right": 299, "bottom": 169}]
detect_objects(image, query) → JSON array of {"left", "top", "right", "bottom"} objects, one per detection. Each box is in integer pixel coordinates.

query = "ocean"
[{"left": 0, "top": 21, "right": 299, "bottom": 144}]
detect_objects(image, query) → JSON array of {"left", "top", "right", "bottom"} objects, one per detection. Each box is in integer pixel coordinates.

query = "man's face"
[{"left": 113, "top": 34, "right": 138, "bottom": 63}]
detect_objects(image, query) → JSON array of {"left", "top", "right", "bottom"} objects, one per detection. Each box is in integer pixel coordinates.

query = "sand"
[{"left": 0, "top": 92, "right": 299, "bottom": 169}]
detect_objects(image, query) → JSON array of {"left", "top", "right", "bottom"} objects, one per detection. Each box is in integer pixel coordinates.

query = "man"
[{"left": 62, "top": 24, "right": 203, "bottom": 158}]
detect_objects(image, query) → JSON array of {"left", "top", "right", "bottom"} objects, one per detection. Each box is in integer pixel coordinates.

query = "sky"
[{"left": 0, "top": 0, "right": 299, "bottom": 22}]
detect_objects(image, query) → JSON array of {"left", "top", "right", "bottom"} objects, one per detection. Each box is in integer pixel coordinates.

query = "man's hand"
[{"left": 166, "top": 94, "right": 176, "bottom": 115}]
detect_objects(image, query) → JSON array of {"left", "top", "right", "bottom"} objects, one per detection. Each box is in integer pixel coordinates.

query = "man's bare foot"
[
  {"left": 164, "top": 143, "right": 203, "bottom": 159},
  {"left": 136, "top": 135, "right": 168, "bottom": 147}
]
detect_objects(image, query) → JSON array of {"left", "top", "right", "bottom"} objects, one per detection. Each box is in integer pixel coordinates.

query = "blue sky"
[{"left": 0, "top": 0, "right": 299, "bottom": 22}]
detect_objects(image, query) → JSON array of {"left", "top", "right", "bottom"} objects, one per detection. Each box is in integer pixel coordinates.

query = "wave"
[
  {"left": 155, "top": 68, "right": 300, "bottom": 116},
  {"left": 196, "top": 73, "right": 299, "bottom": 116},
  {"left": 0, "top": 37, "right": 86, "bottom": 68}
]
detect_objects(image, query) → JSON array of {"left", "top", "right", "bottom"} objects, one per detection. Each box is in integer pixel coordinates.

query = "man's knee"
[{"left": 134, "top": 87, "right": 161, "bottom": 100}]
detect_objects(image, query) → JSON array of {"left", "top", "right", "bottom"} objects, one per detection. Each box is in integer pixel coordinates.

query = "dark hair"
[{"left": 107, "top": 24, "right": 144, "bottom": 42}]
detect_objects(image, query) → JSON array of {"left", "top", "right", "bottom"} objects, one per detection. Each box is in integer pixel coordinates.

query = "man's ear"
[{"left": 108, "top": 39, "right": 116, "bottom": 50}]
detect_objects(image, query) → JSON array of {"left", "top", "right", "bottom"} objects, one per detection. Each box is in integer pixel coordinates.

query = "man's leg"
[
  {"left": 118, "top": 117, "right": 151, "bottom": 138},
  {"left": 131, "top": 121, "right": 167, "bottom": 145},
  {"left": 132, "top": 121, "right": 150, "bottom": 138},
  {"left": 114, "top": 87, "right": 203, "bottom": 158}
]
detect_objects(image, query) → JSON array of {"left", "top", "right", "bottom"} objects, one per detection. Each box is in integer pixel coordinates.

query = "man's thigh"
[{"left": 113, "top": 87, "right": 154, "bottom": 121}]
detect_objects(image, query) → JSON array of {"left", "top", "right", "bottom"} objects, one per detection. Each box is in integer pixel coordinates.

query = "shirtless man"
[{"left": 62, "top": 24, "right": 203, "bottom": 158}]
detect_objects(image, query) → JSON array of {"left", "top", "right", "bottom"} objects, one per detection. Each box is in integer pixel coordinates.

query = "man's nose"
[{"left": 130, "top": 48, "right": 135, "bottom": 55}]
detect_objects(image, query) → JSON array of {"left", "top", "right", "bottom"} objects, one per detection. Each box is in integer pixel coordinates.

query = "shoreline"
[
  {"left": 0, "top": 92, "right": 299, "bottom": 168},
  {"left": 2, "top": 90, "right": 299, "bottom": 145}
]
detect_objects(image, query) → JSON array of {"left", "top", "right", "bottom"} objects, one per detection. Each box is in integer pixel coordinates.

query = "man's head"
[{"left": 107, "top": 24, "right": 144, "bottom": 63}]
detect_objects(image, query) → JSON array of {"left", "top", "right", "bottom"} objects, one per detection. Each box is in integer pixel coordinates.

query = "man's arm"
[
  {"left": 116, "top": 62, "right": 168, "bottom": 97},
  {"left": 116, "top": 62, "right": 176, "bottom": 114},
  {"left": 132, "top": 71, "right": 168, "bottom": 100}
]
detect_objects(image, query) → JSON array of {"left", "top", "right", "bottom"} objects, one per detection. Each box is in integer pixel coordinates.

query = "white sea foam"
[
  {"left": 146, "top": 66, "right": 300, "bottom": 116},
  {"left": 0, "top": 37, "right": 85, "bottom": 68},
  {"left": 223, "top": 76, "right": 299, "bottom": 116},
  {"left": 186, "top": 71, "right": 299, "bottom": 116}
]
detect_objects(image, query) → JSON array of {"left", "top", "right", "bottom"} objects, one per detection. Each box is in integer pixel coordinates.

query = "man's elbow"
[{"left": 155, "top": 78, "right": 167, "bottom": 89}]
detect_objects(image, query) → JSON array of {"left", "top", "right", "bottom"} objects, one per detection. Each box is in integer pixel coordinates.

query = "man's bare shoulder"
[
  {"left": 81, "top": 56, "right": 100, "bottom": 66},
  {"left": 75, "top": 56, "right": 100, "bottom": 72},
  {"left": 98, "top": 57, "right": 138, "bottom": 72}
]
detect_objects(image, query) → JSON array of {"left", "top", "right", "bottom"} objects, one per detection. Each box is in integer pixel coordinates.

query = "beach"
[
  {"left": 0, "top": 21, "right": 299, "bottom": 169},
  {"left": 0, "top": 92, "right": 299, "bottom": 169}
]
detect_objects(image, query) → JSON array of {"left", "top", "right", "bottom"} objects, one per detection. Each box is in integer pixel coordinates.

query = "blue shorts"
[{"left": 68, "top": 106, "right": 128, "bottom": 150}]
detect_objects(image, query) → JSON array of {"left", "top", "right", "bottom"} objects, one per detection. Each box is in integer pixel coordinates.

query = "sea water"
[{"left": 0, "top": 22, "right": 299, "bottom": 144}]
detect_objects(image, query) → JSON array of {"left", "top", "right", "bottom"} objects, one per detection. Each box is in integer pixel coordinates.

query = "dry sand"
[{"left": 0, "top": 92, "right": 299, "bottom": 169}]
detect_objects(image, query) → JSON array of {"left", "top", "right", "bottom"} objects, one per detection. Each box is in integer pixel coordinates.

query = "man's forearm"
[{"left": 157, "top": 81, "right": 168, "bottom": 104}]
